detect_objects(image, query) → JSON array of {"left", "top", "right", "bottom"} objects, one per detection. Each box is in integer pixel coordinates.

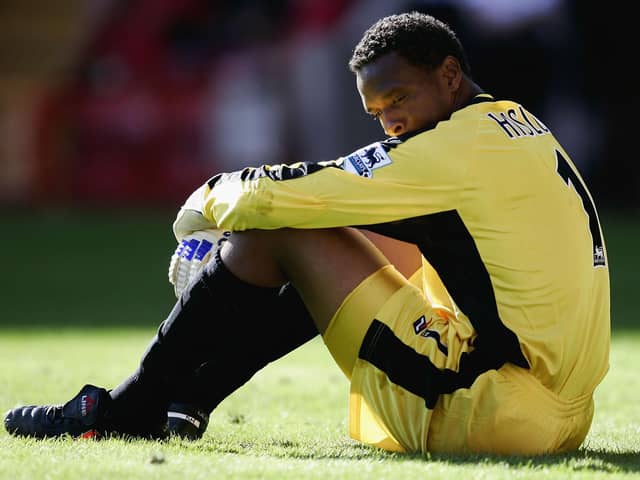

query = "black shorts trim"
[{"left": 358, "top": 320, "right": 505, "bottom": 409}]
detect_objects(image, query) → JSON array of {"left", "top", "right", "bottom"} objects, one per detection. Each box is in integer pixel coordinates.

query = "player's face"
[{"left": 356, "top": 52, "right": 458, "bottom": 137}]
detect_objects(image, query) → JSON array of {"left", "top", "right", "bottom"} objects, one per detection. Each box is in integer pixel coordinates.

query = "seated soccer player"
[{"left": 5, "top": 12, "right": 610, "bottom": 455}]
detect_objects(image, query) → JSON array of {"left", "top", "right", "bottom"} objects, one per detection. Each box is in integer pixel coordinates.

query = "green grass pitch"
[{"left": 0, "top": 208, "right": 638, "bottom": 479}]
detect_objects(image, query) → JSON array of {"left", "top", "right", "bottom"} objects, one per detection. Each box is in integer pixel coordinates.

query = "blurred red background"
[{"left": 1, "top": 0, "right": 636, "bottom": 211}]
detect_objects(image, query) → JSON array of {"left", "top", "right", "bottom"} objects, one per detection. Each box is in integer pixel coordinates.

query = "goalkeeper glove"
[{"left": 168, "top": 229, "right": 229, "bottom": 297}]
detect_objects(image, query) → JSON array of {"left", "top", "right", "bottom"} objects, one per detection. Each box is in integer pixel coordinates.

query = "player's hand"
[{"left": 168, "top": 229, "right": 228, "bottom": 297}]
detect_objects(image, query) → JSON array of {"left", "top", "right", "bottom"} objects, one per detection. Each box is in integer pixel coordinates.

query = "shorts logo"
[
  {"left": 413, "top": 315, "right": 448, "bottom": 355},
  {"left": 413, "top": 315, "right": 427, "bottom": 334},
  {"left": 343, "top": 142, "right": 392, "bottom": 178}
]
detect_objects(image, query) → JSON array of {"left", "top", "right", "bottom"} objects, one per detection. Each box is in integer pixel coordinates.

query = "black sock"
[
  {"left": 174, "top": 282, "right": 318, "bottom": 412},
  {"left": 106, "top": 246, "right": 318, "bottom": 434}
]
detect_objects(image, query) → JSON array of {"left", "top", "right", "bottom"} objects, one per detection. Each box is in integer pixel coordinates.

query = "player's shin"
[
  {"left": 106, "top": 248, "right": 318, "bottom": 437},
  {"left": 178, "top": 282, "right": 316, "bottom": 410}
]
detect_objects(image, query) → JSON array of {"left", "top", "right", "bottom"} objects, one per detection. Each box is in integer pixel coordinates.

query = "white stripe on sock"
[{"left": 167, "top": 411, "right": 200, "bottom": 429}]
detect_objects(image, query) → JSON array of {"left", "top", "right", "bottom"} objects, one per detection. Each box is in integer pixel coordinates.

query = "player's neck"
[{"left": 454, "top": 77, "right": 484, "bottom": 110}]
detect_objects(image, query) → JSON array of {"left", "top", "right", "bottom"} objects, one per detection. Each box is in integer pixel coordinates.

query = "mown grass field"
[{"left": 0, "top": 208, "right": 638, "bottom": 479}]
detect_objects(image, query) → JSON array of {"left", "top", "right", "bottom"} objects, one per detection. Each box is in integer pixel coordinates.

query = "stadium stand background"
[{"left": 0, "top": 0, "right": 637, "bottom": 211}]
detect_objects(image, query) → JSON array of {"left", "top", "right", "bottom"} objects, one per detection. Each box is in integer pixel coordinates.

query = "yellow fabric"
[
  {"left": 327, "top": 270, "right": 595, "bottom": 454},
  {"left": 192, "top": 96, "right": 610, "bottom": 453},
  {"left": 427, "top": 363, "right": 595, "bottom": 455},
  {"left": 322, "top": 265, "right": 409, "bottom": 453},
  {"left": 322, "top": 265, "right": 406, "bottom": 380}
]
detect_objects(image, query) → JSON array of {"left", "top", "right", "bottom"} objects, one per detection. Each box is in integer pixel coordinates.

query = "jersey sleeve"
[{"left": 200, "top": 128, "right": 468, "bottom": 231}]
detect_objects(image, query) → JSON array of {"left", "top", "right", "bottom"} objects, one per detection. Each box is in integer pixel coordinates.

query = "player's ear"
[{"left": 440, "top": 55, "right": 462, "bottom": 92}]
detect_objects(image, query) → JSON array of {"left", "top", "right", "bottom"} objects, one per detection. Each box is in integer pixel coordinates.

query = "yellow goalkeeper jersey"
[{"left": 198, "top": 93, "right": 610, "bottom": 400}]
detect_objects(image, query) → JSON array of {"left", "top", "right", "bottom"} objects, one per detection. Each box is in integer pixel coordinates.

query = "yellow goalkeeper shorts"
[{"left": 322, "top": 265, "right": 594, "bottom": 455}]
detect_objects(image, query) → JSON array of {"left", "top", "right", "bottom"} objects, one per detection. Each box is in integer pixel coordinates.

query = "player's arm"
[
  {"left": 172, "top": 183, "right": 218, "bottom": 242},
  {"left": 169, "top": 184, "right": 229, "bottom": 297},
  {"left": 199, "top": 133, "right": 464, "bottom": 233}
]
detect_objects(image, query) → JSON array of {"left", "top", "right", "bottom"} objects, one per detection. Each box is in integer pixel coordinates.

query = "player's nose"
[{"left": 381, "top": 113, "right": 407, "bottom": 137}]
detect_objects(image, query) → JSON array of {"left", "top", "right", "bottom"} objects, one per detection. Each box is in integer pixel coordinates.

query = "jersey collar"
[
  {"left": 468, "top": 93, "right": 494, "bottom": 105},
  {"left": 383, "top": 93, "right": 496, "bottom": 146}
]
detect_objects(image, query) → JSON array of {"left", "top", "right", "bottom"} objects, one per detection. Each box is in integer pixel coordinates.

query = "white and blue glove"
[{"left": 167, "top": 229, "right": 229, "bottom": 297}]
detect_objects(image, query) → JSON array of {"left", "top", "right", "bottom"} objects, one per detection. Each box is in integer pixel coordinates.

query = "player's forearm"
[
  {"left": 172, "top": 183, "right": 217, "bottom": 241},
  {"left": 200, "top": 167, "right": 426, "bottom": 232}
]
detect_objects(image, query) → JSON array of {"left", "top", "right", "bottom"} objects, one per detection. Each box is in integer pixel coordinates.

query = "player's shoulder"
[
  {"left": 414, "top": 94, "right": 499, "bottom": 142},
  {"left": 394, "top": 100, "right": 486, "bottom": 153},
  {"left": 468, "top": 95, "right": 553, "bottom": 141}
]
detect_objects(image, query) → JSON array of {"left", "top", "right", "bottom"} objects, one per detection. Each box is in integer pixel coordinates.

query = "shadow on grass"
[
  {"left": 191, "top": 437, "right": 640, "bottom": 474},
  {"left": 418, "top": 449, "right": 640, "bottom": 474}
]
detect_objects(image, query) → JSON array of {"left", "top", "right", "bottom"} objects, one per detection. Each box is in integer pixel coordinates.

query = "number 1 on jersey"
[{"left": 555, "top": 149, "right": 606, "bottom": 267}]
